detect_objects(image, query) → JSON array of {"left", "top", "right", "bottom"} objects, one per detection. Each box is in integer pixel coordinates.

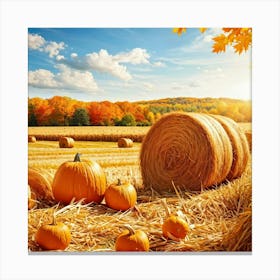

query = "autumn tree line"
[{"left": 28, "top": 96, "right": 251, "bottom": 127}]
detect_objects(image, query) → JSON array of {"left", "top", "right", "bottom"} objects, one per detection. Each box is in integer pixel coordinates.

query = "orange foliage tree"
[{"left": 173, "top": 27, "right": 252, "bottom": 54}]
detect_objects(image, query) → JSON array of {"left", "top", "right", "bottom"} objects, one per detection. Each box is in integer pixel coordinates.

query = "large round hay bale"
[
  {"left": 140, "top": 112, "right": 233, "bottom": 192},
  {"left": 210, "top": 115, "right": 249, "bottom": 180},
  {"left": 28, "top": 135, "right": 36, "bottom": 143},
  {"left": 118, "top": 138, "right": 133, "bottom": 148},
  {"left": 59, "top": 137, "right": 74, "bottom": 148}
]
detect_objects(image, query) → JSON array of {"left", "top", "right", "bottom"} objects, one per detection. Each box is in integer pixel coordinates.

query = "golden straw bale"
[
  {"left": 221, "top": 206, "right": 252, "bottom": 251},
  {"left": 210, "top": 115, "right": 249, "bottom": 180},
  {"left": 140, "top": 112, "right": 233, "bottom": 192},
  {"left": 28, "top": 135, "right": 36, "bottom": 143},
  {"left": 28, "top": 167, "right": 54, "bottom": 201},
  {"left": 59, "top": 137, "right": 74, "bottom": 148},
  {"left": 118, "top": 138, "right": 133, "bottom": 148}
]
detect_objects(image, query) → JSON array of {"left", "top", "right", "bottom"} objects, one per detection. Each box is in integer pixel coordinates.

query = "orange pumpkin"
[
  {"left": 115, "top": 225, "right": 149, "bottom": 252},
  {"left": 52, "top": 153, "right": 107, "bottom": 204},
  {"left": 35, "top": 217, "right": 71, "bottom": 250},
  {"left": 105, "top": 179, "right": 137, "bottom": 211},
  {"left": 28, "top": 185, "right": 37, "bottom": 209},
  {"left": 28, "top": 167, "right": 54, "bottom": 201},
  {"left": 162, "top": 215, "right": 189, "bottom": 240},
  {"left": 161, "top": 199, "right": 189, "bottom": 240}
]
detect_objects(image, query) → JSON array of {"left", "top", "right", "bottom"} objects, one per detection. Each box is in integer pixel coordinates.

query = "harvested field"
[{"left": 28, "top": 122, "right": 252, "bottom": 252}]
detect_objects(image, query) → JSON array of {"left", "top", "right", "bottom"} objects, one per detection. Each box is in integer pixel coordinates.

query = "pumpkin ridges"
[
  {"left": 35, "top": 221, "right": 71, "bottom": 250},
  {"left": 115, "top": 225, "right": 149, "bottom": 251},
  {"left": 105, "top": 181, "right": 137, "bottom": 211},
  {"left": 52, "top": 153, "right": 106, "bottom": 204}
]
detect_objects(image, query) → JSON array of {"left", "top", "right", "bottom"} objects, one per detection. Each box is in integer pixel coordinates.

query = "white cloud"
[
  {"left": 71, "top": 53, "right": 78, "bottom": 58},
  {"left": 44, "top": 41, "right": 65, "bottom": 57},
  {"left": 28, "top": 65, "right": 98, "bottom": 93},
  {"left": 56, "top": 65, "right": 98, "bottom": 92},
  {"left": 86, "top": 49, "right": 132, "bottom": 81},
  {"left": 28, "top": 33, "right": 65, "bottom": 57},
  {"left": 57, "top": 48, "right": 152, "bottom": 81},
  {"left": 56, "top": 55, "right": 65, "bottom": 61},
  {"left": 113, "top": 48, "right": 150, "bottom": 64},
  {"left": 28, "top": 69, "right": 59, "bottom": 88},
  {"left": 153, "top": 61, "right": 165, "bottom": 67},
  {"left": 28, "top": 33, "right": 45, "bottom": 50}
]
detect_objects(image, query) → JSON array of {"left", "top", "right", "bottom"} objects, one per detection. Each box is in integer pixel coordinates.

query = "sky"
[{"left": 28, "top": 28, "right": 251, "bottom": 102}]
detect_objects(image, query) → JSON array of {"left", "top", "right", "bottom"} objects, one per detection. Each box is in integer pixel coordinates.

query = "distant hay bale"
[
  {"left": 211, "top": 115, "right": 249, "bottom": 180},
  {"left": 59, "top": 137, "right": 74, "bottom": 148},
  {"left": 140, "top": 112, "right": 233, "bottom": 192},
  {"left": 118, "top": 138, "right": 133, "bottom": 148},
  {"left": 28, "top": 135, "right": 36, "bottom": 143}
]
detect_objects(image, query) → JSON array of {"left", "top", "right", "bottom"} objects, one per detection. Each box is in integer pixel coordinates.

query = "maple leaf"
[
  {"left": 212, "top": 34, "right": 228, "bottom": 53},
  {"left": 173, "top": 28, "right": 186, "bottom": 36},
  {"left": 233, "top": 32, "right": 252, "bottom": 54},
  {"left": 199, "top": 28, "right": 207, "bottom": 33}
]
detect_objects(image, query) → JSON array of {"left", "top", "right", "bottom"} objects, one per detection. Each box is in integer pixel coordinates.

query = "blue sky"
[{"left": 28, "top": 28, "right": 251, "bottom": 102}]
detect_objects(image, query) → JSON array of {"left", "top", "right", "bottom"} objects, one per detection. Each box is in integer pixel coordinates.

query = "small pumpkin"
[
  {"left": 105, "top": 179, "right": 137, "bottom": 211},
  {"left": 35, "top": 215, "right": 71, "bottom": 250},
  {"left": 28, "top": 185, "right": 37, "bottom": 209},
  {"left": 115, "top": 224, "right": 149, "bottom": 252},
  {"left": 59, "top": 137, "right": 74, "bottom": 148},
  {"left": 161, "top": 199, "right": 189, "bottom": 240},
  {"left": 28, "top": 167, "right": 54, "bottom": 201},
  {"left": 52, "top": 153, "right": 107, "bottom": 204}
]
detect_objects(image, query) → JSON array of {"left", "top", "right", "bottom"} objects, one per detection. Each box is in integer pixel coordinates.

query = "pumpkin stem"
[
  {"left": 117, "top": 178, "right": 122, "bottom": 186},
  {"left": 74, "top": 153, "right": 82, "bottom": 162},
  {"left": 161, "top": 198, "right": 171, "bottom": 217},
  {"left": 51, "top": 212, "right": 57, "bottom": 225},
  {"left": 122, "top": 224, "right": 135, "bottom": 235}
]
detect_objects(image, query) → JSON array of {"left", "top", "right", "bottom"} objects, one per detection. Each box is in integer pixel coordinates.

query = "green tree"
[
  {"left": 28, "top": 104, "right": 38, "bottom": 126},
  {"left": 116, "top": 114, "right": 136, "bottom": 126},
  {"left": 70, "top": 108, "right": 90, "bottom": 126}
]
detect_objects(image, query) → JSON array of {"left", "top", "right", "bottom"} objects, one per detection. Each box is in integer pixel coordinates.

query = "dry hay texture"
[
  {"left": 59, "top": 137, "right": 75, "bottom": 148},
  {"left": 118, "top": 138, "right": 133, "bottom": 148},
  {"left": 140, "top": 112, "right": 249, "bottom": 192},
  {"left": 28, "top": 162, "right": 252, "bottom": 252}
]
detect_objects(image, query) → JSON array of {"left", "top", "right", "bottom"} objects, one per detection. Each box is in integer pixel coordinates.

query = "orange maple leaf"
[
  {"left": 233, "top": 32, "right": 252, "bottom": 54},
  {"left": 199, "top": 28, "right": 207, "bottom": 33},
  {"left": 212, "top": 34, "right": 228, "bottom": 53},
  {"left": 173, "top": 28, "right": 186, "bottom": 36}
]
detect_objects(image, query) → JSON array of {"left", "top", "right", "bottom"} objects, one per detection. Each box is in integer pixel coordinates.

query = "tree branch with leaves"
[{"left": 173, "top": 27, "right": 252, "bottom": 54}]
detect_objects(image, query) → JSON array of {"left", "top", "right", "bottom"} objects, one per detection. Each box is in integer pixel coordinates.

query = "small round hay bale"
[
  {"left": 118, "top": 138, "right": 133, "bottom": 148},
  {"left": 140, "top": 112, "right": 233, "bottom": 192},
  {"left": 28, "top": 135, "right": 36, "bottom": 143},
  {"left": 59, "top": 137, "right": 74, "bottom": 148},
  {"left": 210, "top": 115, "right": 250, "bottom": 180},
  {"left": 28, "top": 167, "right": 54, "bottom": 201}
]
